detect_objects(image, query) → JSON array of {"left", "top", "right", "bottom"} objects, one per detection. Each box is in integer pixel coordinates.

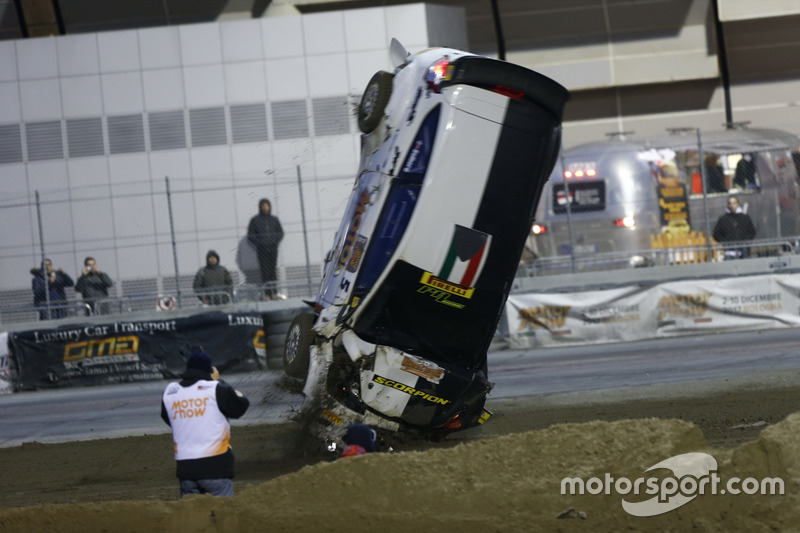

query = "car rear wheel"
[
  {"left": 358, "top": 71, "right": 393, "bottom": 133},
  {"left": 283, "top": 312, "right": 315, "bottom": 379}
]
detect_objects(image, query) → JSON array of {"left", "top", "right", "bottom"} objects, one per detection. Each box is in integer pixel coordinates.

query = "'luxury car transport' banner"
[{"left": 9, "top": 311, "right": 266, "bottom": 389}]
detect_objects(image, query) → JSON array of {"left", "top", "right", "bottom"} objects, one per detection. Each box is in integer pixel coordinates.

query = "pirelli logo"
[
  {"left": 419, "top": 272, "right": 474, "bottom": 299},
  {"left": 372, "top": 375, "right": 451, "bottom": 405}
]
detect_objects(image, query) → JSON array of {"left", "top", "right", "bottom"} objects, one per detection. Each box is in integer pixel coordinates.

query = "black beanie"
[
  {"left": 343, "top": 423, "right": 378, "bottom": 452},
  {"left": 186, "top": 351, "right": 213, "bottom": 374},
  {"left": 206, "top": 250, "right": 219, "bottom": 263}
]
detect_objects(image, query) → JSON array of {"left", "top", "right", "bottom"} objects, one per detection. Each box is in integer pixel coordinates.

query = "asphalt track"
[{"left": 2, "top": 326, "right": 800, "bottom": 448}]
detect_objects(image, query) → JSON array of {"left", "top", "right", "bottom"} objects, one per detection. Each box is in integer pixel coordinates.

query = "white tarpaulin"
[
  {"left": 0, "top": 332, "right": 12, "bottom": 394},
  {"left": 506, "top": 273, "right": 800, "bottom": 349}
]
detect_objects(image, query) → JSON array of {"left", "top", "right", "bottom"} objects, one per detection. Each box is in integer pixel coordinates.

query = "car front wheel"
[{"left": 358, "top": 71, "right": 393, "bottom": 133}]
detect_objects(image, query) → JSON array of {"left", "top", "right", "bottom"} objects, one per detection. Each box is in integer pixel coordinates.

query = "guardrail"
[
  {"left": 0, "top": 280, "right": 317, "bottom": 326},
  {"left": 0, "top": 302, "right": 92, "bottom": 324},
  {"left": 521, "top": 236, "right": 799, "bottom": 277}
]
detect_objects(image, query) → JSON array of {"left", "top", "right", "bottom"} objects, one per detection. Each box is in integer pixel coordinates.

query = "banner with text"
[
  {"left": 9, "top": 311, "right": 267, "bottom": 389},
  {"left": 1, "top": 332, "right": 12, "bottom": 394},
  {"left": 506, "top": 273, "right": 800, "bottom": 348}
]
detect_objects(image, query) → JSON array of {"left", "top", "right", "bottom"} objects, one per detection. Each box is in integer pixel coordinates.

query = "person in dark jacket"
[
  {"left": 713, "top": 195, "right": 756, "bottom": 259},
  {"left": 161, "top": 349, "right": 250, "bottom": 497},
  {"left": 340, "top": 423, "right": 379, "bottom": 458},
  {"left": 247, "top": 198, "right": 284, "bottom": 299},
  {"left": 31, "top": 258, "right": 74, "bottom": 320},
  {"left": 192, "top": 250, "right": 233, "bottom": 305},
  {"left": 75, "top": 257, "right": 113, "bottom": 314},
  {"left": 733, "top": 153, "right": 758, "bottom": 190},
  {"left": 703, "top": 152, "right": 727, "bottom": 194}
]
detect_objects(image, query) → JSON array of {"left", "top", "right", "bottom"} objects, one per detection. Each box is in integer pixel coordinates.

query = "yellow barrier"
[{"left": 650, "top": 230, "right": 723, "bottom": 264}]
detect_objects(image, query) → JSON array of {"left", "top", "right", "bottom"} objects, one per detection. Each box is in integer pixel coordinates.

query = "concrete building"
[{"left": 1, "top": 0, "right": 799, "bottom": 307}]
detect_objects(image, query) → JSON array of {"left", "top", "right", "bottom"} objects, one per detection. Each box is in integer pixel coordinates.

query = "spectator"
[
  {"left": 703, "top": 152, "right": 727, "bottom": 193},
  {"left": 340, "top": 423, "right": 379, "bottom": 458},
  {"left": 31, "top": 259, "right": 74, "bottom": 320},
  {"left": 733, "top": 153, "right": 758, "bottom": 190},
  {"left": 75, "top": 257, "right": 113, "bottom": 314},
  {"left": 713, "top": 195, "right": 756, "bottom": 259},
  {"left": 193, "top": 250, "right": 233, "bottom": 305},
  {"left": 160, "top": 348, "right": 250, "bottom": 497},
  {"left": 247, "top": 199, "right": 284, "bottom": 300}
]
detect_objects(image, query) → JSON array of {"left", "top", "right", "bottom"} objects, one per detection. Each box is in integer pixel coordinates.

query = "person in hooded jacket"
[
  {"left": 161, "top": 349, "right": 250, "bottom": 496},
  {"left": 247, "top": 198, "right": 284, "bottom": 299},
  {"left": 193, "top": 250, "right": 233, "bottom": 305}
]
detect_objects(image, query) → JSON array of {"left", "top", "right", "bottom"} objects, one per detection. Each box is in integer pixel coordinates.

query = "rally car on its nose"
[{"left": 283, "top": 39, "right": 569, "bottom": 443}]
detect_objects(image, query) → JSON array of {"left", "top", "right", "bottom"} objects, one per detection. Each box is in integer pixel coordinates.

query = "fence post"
[
  {"left": 696, "top": 128, "right": 715, "bottom": 260},
  {"left": 296, "top": 165, "right": 313, "bottom": 295},
  {"left": 559, "top": 154, "right": 577, "bottom": 273},
  {"left": 165, "top": 177, "right": 182, "bottom": 308},
  {"left": 35, "top": 190, "right": 51, "bottom": 319}
]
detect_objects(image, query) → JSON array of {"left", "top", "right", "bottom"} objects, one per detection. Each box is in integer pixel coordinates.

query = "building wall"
[
  {"left": 417, "top": 0, "right": 800, "bottom": 147},
  {"left": 3, "top": 0, "right": 800, "bottom": 295},
  {"left": 0, "top": 4, "right": 466, "bottom": 291}
]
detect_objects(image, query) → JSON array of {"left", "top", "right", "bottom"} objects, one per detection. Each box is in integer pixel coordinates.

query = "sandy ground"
[{"left": 1, "top": 369, "right": 800, "bottom": 531}]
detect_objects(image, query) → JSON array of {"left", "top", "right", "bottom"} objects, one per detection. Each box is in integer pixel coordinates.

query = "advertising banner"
[
  {"left": 9, "top": 311, "right": 267, "bottom": 390},
  {"left": 506, "top": 273, "right": 800, "bottom": 349},
  {"left": 0, "top": 332, "right": 12, "bottom": 394}
]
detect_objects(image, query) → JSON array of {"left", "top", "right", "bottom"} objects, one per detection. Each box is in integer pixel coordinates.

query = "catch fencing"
[
  {"left": 5, "top": 125, "right": 800, "bottom": 326},
  {"left": 0, "top": 167, "right": 350, "bottom": 325}
]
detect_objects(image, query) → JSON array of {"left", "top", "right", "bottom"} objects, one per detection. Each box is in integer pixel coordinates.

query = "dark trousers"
[{"left": 256, "top": 246, "right": 278, "bottom": 296}]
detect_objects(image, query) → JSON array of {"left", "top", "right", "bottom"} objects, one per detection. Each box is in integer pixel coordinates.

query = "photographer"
[
  {"left": 75, "top": 257, "right": 113, "bottom": 314},
  {"left": 31, "top": 258, "right": 74, "bottom": 320},
  {"left": 161, "top": 348, "right": 249, "bottom": 496}
]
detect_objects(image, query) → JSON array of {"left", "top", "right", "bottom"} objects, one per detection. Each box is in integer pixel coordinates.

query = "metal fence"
[
  {"left": 0, "top": 167, "right": 345, "bottom": 325},
  {"left": 6, "top": 125, "right": 800, "bottom": 325}
]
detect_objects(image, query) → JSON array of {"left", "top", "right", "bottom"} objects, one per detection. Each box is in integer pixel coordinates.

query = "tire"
[
  {"left": 358, "top": 71, "right": 393, "bottom": 133},
  {"left": 265, "top": 332, "right": 287, "bottom": 370},
  {"left": 283, "top": 312, "right": 316, "bottom": 379}
]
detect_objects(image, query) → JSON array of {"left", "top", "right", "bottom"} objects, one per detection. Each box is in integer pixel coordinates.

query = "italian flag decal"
[{"left": 438, "top": 225, "right": 491, "bottom": 287}]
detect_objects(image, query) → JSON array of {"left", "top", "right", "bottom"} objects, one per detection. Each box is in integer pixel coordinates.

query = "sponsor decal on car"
[
  {"left": 417, "top": 286, "right": 466, "bottom": 308},
  {"left": 372, "top": 374, "right": 451, "bottom": 405},
  {"left": 400, "top": 354, "right": 445, "bottom": 384},
  {"left": 322, "top": 408, "right": 343, "bottom": 425},
  {"left": 417, "top": 272, "right": 475, "bottom": 309},
  {"left": 407, "top": 87, "right": 422, "bottom": 123},
  {"left": 347, "top": 234, "right": 368, "bottom": 273},
  {"left": 439, "top": 225, "right": 491, "bottom": 287},
  {"left": 336, "top": 188, "right": 371, "bottom": 274},
  {"left": 419, "top": 272, "right": 474, "bottom": 299}
]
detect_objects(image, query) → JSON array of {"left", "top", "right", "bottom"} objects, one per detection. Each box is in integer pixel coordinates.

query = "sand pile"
[{"left": 1, "top": 415, "right": 797, "bottom": 532}]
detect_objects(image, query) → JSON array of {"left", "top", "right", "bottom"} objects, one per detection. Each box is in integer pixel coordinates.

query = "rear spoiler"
[{"left": 441, "top": 56, "right": 570, "bottom": 121}]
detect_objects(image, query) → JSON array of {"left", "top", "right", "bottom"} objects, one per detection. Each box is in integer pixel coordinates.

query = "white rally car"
[{"left": 284, "top": 39, "right": 568, "bottom": 443}]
